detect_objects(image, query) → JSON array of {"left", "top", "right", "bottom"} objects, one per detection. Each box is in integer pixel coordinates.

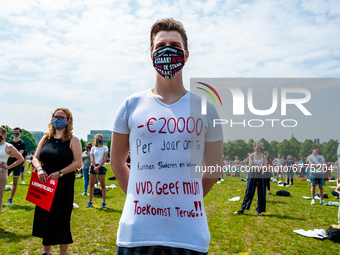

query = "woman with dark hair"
[
  {"left": 87, "top": 133, "right": 108, "bottom": 209},
  {"left": 0, "top": 125, "right": 24, "bottom": 216},
  {"left": 32, "top": 108, "right": 82, "bottom": 255},
  {"left": 235, "top": 141, "right": 267, "bottom": 216},
  {"left": 82, "top": 142, "right": 92, "bottom": 195}
]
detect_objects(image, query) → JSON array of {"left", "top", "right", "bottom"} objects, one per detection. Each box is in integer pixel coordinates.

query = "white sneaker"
[
  {"left": 10, "top": 181, "right": 13, "bottom": 184},
  {"left": 216, "top": 181, "right": 221, "bottom": 184},
  {"left": 320, "top": 200, "right": 327, "bottom": 205},
  {"left": 311, "top": 199, "right": 315, "bottom": 205},
  {"left": 21, "top": 181, "right": 25, "bottom": 184},
  {"left": 220, "top": 179, "right": 224, "bottom": 181}
]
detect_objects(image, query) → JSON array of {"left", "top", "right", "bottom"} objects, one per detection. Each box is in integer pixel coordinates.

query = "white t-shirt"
[
  {"left": 307, "top": 154, "right": 325, "bottom": 178},
  {"left": 276, "top": 158, "right": 285, "bottom": 166},
  {"left": 113, "top": 90, "right": 223, "bottom": 253},
  {"left": 90, "top": 146, "right": 108, "bottom": 165}
]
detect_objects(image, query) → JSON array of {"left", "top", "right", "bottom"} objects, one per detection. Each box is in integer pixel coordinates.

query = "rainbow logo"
[{"left": 196, "top": 82, "right": 223, "bottom": 106}]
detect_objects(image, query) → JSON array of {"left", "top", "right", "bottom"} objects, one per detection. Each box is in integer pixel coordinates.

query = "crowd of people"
[{"left": 1, "top": 17, "right": 340, "bottom": 255}]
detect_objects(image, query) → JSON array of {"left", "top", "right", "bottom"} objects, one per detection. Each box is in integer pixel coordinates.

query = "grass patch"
[{"left": 1, "top": 166, "right": 339, "bottom": 254}]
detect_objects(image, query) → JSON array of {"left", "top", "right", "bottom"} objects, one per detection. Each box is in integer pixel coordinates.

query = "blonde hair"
[
  {"left": 46, "top": 108, "right": 73, "bottom": 142},
  {"left": 93, "top": 134, "right": 103, "bottom": 147},
  {"left": 253, "top": 141, "right": 263, "bottom": 148}
]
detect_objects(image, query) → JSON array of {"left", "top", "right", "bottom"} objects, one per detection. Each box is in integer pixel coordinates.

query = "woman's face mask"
[{"left": 52, "top": 118, "right": 67, "bottom": 130}]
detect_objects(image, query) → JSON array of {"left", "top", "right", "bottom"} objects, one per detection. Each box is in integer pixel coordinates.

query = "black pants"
[
  {"left": 241, "top": 177, "right": 266, "bottom": 213},
  {"left": 265, "top": 178, "right": 270, "bottom": 191}
]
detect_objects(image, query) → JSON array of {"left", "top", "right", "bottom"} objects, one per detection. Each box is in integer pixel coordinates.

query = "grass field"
[{"left": 1, "top": 165, "right": 340, "bottom": 254}]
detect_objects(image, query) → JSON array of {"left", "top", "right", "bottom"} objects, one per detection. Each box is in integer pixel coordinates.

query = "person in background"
[
  {"left": 285, "top": 155, "right": 295, "bottom": 186},
  {"left": 234, "top": 156, "right": 241, "bottom": 177},
  {"left": 7, "top": 127, "right": 26, "bottom": 205},
  {"left": 82, "top": 142, "right": 92, "bottom": 195},
  {"left": 87, "top": 134, "right": 108, "bottom": 209},
  {"left": 32, "top": 108, "right": 82, "bottom": 255},
  {"left": 26, "top": 151, "right": 34, "bottom": 173},
  {"left": 235, "top": 141, "right": 267, "bottom": 216},
  {"left": 298, "top": 157, "right": 306, "bottom": 177},
  {"left": 307, "top": 145, "right": 327, "bottom": 206},
  {"left": 0, "top": 125, "right": 24, "bottom": 216},
  {"left": 264, "top": 151, "right": 272, "bottom": 195},
  {"left": 20, "top": 149, "right": 27, "bottom": 184},
  {"left": 280, "top": 155, "right": 286, "bottom": 180}
]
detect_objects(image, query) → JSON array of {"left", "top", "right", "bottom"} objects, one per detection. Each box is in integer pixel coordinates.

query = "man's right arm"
[{"left": 110, "top": 132, "right": 130, "bottom": 195}]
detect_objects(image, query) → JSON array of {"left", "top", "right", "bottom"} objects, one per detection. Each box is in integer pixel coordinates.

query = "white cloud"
[{"left": 1, "top": 0, "right": 339, "bottom": 141}]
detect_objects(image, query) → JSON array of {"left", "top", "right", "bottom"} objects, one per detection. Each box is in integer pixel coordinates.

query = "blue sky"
[{"left": 1, "top": 0, "right": 339, "bottom": 142}]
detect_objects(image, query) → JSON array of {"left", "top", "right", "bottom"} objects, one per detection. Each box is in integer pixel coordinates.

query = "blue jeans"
[
  {"left": 83, "top": 167, "right": 89, "bottom": 194},
  {"left": 306, "top": 167, "right": 310, "bottom": 180}
]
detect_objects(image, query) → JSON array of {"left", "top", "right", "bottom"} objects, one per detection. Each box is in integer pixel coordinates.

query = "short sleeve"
[
  {"left": 113, "top": 99, "right": 130, "bottom": 134},
  {"left": 104, "top": 146, "right": 108, "bottom": 153},
  {"left": 205, "top": 103, "right": 223, "bottom": 142},
  {"left": 90, "top": 147, "right": 94, "bottom": 155}
]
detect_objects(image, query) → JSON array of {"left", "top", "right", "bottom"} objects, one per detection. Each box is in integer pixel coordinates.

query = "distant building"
[
  {"left": 30, "top": 131, "right": 44, "bottom": 145},
  {"left": 87, "top": 130, "right": 112, "bottom": 145}
]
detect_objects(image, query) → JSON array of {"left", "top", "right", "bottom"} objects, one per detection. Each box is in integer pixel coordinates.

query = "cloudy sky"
[{"left": 1, "top": 0, "right": 339, "bottom": 143}]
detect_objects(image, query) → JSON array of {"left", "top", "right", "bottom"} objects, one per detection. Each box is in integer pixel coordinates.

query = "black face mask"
[
  {"left": 0, "top": 136, "right": 3, "bottom": 142},
  {"left": 96, "top": 140, "right": 102, "bottom": 145},
  {"left": 153, "top": 46, "right": 185, "bottom": 79},
  {"left": 13, "top": 132, "right": 20, "bottom": 137},
  {"left": 86, "top": 146, "right": 91, "bottom": 150}
]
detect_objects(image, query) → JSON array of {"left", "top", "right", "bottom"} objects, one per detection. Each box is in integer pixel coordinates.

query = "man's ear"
[{"left": 184, "top": 50, "right": 189, "bottom": 64}]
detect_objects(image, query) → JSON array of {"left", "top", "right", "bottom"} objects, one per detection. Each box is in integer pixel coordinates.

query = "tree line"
[{"left": 224, "top": 137, "right": 339, "bottom": 162}]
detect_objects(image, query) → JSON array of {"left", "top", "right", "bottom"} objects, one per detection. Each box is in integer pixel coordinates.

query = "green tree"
[
  {"left": 260, "top": 138, "right": 271, "bottom": 152},
  {"left": 80, "top": 138, "right": 87, "bottom": 151},
  {"left": 270, "top": 140, "right": 279, "bottom": 158},
  {"left": 5, "top": 126, "right": 13, "bottom": 142},
  {"left": 223, "top": 142, "right": 228, "bottom": 157},
  {"left": 247, "top": 139, "right": 254, "bottom": 152},
  {"left": 299, "top": 139, "right": 315, "bottom": 159},
  {"left": 322, "top": 139, "right": 339, "bottom": 162},
  {"left": 288, "top": 137, "right": 301, "bottom": 159},
  {"left": 224, "top": 141, "right": 235, "bottom": 159},
  {"left": 278, "top": 139, "right": 291, "bottom": 159},
  {"left": 233, "top": 140, "right": 248, "bottom": 160},
  {"left": 20, "top": 129, "right": 37, "bottom": 153},
  {"left": 106, "top": 138, "right": 111, "bottom": 153}
]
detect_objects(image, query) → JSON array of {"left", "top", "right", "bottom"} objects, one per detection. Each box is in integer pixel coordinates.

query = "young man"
[
  {"left": 7, "top": 127, "right": 26, "bottom": 205},
  {"left": 307, "top": 145, "right": 327, "bottom": 205},
  {"left": 110, "top": 18, "right": 223, "bottom": 254}
]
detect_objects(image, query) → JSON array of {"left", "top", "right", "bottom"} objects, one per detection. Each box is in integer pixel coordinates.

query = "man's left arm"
[{"left": 202, "top": 140, "right": 223, "bottom": 197}]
